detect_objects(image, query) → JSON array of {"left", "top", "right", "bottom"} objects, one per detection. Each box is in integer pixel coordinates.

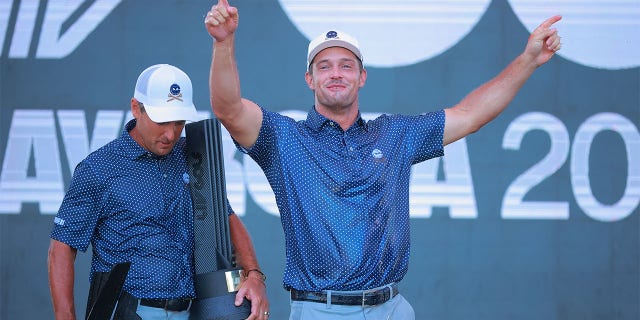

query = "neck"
[
  {"left": 128, "top": 126, "right": 147, "bottom": 150},
  {"left": 315, "top": 104, "right": 359, "bottom": 131}
]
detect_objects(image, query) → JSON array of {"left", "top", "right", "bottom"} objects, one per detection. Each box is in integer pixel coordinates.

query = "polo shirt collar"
[
  {"left": 119, "top": 119, "right": 170, "bottom": 160},
  {"left": 306, "top": 106, "right": 368, "bottom": 132}
]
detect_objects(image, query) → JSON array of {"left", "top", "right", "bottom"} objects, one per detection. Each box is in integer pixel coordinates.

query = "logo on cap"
[
  {"left": 325, "top": 30, "right": 338, "bottom": 40},
  {"left": 167, "top": 83, "right": 183, "bottom": 102}
]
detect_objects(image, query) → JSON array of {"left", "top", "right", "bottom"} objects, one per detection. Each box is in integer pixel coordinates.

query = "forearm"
[
  {"left": 228, "top": 214, "right": 260, "bottom": 272},
  {"left": 444, "top": 53, "right": 538, "bottom": 145},
  {"left": 209, "top": 37, "right": 262, "bottom": 148},
  {"left": 466, "top": 53, "right": 536, "bottom": 121},
  {"left": 48, "top": 240, "right": 77, "bottom": 320},
  {"left": 210, "top": 37, "right": 243, "bottom": 122}
]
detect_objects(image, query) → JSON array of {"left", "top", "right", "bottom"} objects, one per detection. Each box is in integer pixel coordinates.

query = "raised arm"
[
  {"left": 443, "top": 15, "right": 562, "bottom": 146},
  {"left": 205, "top": 0, "right": 263, "bottom": 149}
]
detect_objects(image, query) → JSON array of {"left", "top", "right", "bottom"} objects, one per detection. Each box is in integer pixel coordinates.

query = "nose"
[
  {"left": 330, "top": 67, "right": 342, "bottom": 78},
  {"left": 162, "top": 123, "right": 182, "bottom": 141},
  {"left": 164, "top": 127, "right": 175, "bottom": 140}
]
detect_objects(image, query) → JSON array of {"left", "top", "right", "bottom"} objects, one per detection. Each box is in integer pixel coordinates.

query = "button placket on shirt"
[
  {"left": 343, "top": 126, "right": 363, "bottom": 180},
  {"left": 153, "top": 155, "right": 171, "bottom": 208},
  {"left": 156, "top": 156, "right": 168, "bottom": 179}
]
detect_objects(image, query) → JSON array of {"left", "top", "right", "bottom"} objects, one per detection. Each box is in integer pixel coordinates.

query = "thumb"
[{"left": 235, "top": 287, "right": 247, "bottom": 306}]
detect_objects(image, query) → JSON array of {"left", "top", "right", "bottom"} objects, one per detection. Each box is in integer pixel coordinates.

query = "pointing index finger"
[{"left": 539, "top": 15, "right": 562, "bottom": 30}]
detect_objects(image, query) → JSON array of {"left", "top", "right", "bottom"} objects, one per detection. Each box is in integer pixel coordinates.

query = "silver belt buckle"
[{"left": 362, "top": 287, "right": 376, "bottom": 308}]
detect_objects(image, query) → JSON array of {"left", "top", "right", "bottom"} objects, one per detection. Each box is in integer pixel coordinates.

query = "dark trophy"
[{"left": 186, "top": 119, "right": 251, "bottom": 320}]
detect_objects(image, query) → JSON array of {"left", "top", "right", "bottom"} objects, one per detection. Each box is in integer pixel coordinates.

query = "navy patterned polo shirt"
[
  {"left": 52, "top": 119, "right": 209, "bottom": 299},
  {"left": 241, "top": 106, "right": 445, "bottom": 291}
]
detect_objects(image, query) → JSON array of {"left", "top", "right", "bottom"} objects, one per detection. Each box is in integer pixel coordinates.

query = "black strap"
[{"left": 85, "top": 262, "right": 131, "bottom": 320}]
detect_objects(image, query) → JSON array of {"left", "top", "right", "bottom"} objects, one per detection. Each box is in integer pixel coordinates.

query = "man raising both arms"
[{"left": 205, "top": 0, "right": 561, "bottom": 318}]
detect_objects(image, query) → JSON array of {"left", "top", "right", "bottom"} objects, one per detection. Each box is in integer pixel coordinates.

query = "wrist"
[{"left": 241, "top": 268, "right": 266, "bottom": 282}]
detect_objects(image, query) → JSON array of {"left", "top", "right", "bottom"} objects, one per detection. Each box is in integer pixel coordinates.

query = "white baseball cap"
[
  {"left": 133, "top": 64, "right": 199, "bottom": 123},
  {"left": 307, "top": 30, "right": 363, "bottom": 69}
]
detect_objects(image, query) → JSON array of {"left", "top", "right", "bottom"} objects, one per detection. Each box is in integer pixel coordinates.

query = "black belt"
[
  {"left": 290, "top": 283, "right": 399, "bottom": 307},
  {"left": 139, "top": 298, "right": 192, "bottom": 312}
]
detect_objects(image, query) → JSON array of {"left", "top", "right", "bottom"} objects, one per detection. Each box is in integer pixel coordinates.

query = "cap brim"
[
  {"left": 308, "top": 40, "right": 362, "bottom": 67},
  {"left": 144, "top": 104, "right": 199, "bottom": 123}
]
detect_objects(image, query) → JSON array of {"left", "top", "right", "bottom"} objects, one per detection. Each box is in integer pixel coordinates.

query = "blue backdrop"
[{"left": 1, "top": 1, "right": 638, "bottom": 319}]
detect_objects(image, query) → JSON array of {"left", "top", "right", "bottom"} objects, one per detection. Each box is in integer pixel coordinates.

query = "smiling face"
[
  {"left": 129, "top": 98, "right": 186, "bottom": 156},
  {"left": 305, "top": 46, "right": 367, "bottom": 115}
]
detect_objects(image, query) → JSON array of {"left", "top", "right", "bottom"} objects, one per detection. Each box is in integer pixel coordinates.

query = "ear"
[
  {"left": 358, "top": 68, "right": 367, "bottom": 88},
  {"left": 304, "top": 71, "right": 314, "bottom": 90},
  {"left": 131, "top": 98, "right": 141, "bottom": 118}
]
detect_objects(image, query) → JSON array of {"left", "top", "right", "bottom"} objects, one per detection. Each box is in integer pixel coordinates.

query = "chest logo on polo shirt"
[{"left": 372, "top": 148, "right": 386, "bottom": 163}]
